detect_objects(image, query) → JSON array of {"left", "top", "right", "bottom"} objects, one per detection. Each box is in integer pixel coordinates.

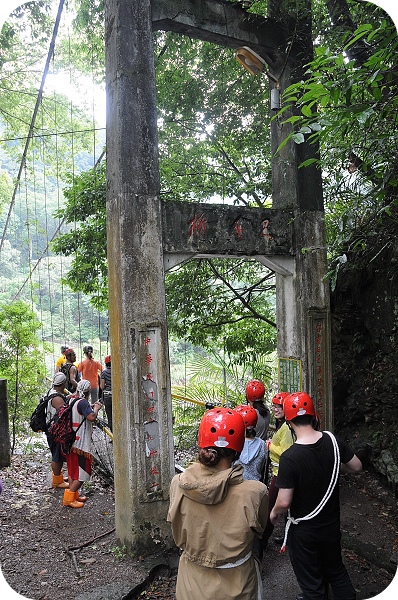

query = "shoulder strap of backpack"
[
  {"left": 69, "top": 396, "right": 87, "bottom": 433},
  {"left": 45, "top": 392, "right": 66, "bottom": 428}
]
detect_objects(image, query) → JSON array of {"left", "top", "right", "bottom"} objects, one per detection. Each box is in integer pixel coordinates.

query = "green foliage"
[
  {"left": 166, "top": 258, "right": 276, "bottom": 361},
  {"left": 172, "top": 348, "right": 277, "bottom": 450},
  {"left": 2, "top": 0, "right": 397, "bottom": 427},
  {"left": 50, "top": 28, "right": 276, "bottom": 342},
  {"left": 58, "top": 0, "right": 105, "bottom": 82},
  {"left": 155, "top": 34, "right": 272, "bottom": 207},
  {"left": 109, "top": 544, "right": 127, "bottom": 559},
  {"left": 0, "top": 171, "right": 12, "bottom": 212},
  {"left": 275, "top": 17, "right": 398, "bottom": 272},
  {"left": 0, "top": 300, "right": 48, "bottom": 452}
]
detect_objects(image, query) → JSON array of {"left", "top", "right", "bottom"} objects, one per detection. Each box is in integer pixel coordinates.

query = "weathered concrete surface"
[
  {"left": 105, "top": 0, "right": 175, "bottom": 553},
  {"left": 152, "top": 0, "right": 286, "bottom": 70},
  {"left": 162, "top": 201, "right": 294, "bottom": 256}
]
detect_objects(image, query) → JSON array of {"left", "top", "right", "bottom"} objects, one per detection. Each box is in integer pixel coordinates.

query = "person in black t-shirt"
[{"left": 270, "top": 392, "right": 362, "bottom": 600}]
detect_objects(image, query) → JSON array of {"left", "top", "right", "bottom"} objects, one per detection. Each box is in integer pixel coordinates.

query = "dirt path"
[{"left": 0, "top": 451, "right": 397, "bottom": 600}]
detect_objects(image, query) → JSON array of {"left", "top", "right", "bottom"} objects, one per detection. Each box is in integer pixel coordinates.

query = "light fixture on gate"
[
  {"left": 235, "top": 46, "right": 267, "bottom": 76},
  {"left": 235, "top": 46, "right": 281, "bottom": 110}
]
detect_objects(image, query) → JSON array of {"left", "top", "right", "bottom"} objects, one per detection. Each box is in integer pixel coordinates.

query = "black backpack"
[
  {"left": 48, "top": 397, "right": 86, "bottom": 455},
  {"left": 29, "top": 392, "right": 59, "bottom": 433},
  {"left": 60, "top": 362, "right": 80, "bottom": 392}
]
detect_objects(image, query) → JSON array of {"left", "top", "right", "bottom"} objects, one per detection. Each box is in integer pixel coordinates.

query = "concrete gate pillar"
[
  {"left": 269, "top": 0, "right": 332, "bottom": 428},
  {"left": 105, "top": 0, "right": 174, "bottom": 552}
]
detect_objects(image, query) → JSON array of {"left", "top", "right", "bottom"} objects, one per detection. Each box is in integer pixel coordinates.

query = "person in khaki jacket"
[{"left": 167, "top": 407, "right": 269, "bottom": 600}]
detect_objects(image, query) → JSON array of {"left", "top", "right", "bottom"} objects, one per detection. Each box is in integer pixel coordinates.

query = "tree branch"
[{"left": 207, "top": 260, "right": 277, "bottom": 328}]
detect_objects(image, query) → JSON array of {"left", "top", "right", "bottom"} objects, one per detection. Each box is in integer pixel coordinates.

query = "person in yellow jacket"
[
  {"left": 54, "top": 345, "right": 68, "bottom": 372},
  {"left": 168, "top": 407, "right": 269, "bottom": 600},
  {"left": 262, "top": 392, "right": 295, "bottom": 548}
]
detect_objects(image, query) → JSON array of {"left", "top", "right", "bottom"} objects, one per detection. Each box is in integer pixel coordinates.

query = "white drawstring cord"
[{"left": 280, "top": 432, "right": 340, "bottom": 552}]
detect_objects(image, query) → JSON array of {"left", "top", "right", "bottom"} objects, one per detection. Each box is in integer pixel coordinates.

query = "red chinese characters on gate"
[
  {"left": 315, "top": 321, "right": 324, "bottom": 425},
  {"left": 188, "top": 212, "right": 207, "bottom": 238},
  {"left": 260, "top": 219, "right": 273, "bottom": 239},
  {"left": 233, "top": 221, "right": 243, "bottom": 239}
]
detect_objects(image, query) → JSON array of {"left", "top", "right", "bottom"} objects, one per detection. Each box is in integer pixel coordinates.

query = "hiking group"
[
  {"left": 168, "top": 381, "right": 363, "bottom": 600},
  {"left": 36, "top": 357, "right": 363, "bottom": 599},
  {"left": 36, "top": 344, "right": 112, "bottom": 509}
]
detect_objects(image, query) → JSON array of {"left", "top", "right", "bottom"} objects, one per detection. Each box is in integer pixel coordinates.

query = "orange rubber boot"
[
  {"left": 62, "top": 489, "right": 84, "bottom": 508},
  {"left": 52, "top": 474, "right": 69, "bottom": 489},
  {"left": 75, "top": 491, "right": 87, "bottom": 502}
]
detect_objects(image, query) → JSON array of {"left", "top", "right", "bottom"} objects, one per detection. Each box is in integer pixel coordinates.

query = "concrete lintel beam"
[
  {"left": 162, "top": 200, "right": 294, "bottom": 257},
  {"left": 255, "top": 255, "right": 294, "bottom": 276},
  {"left": 164, "top": 253, "right": 194, "bottom": 272},
  {"left": 152, "top": 0, "right": 285, "bottom": 70},
  {"left": 164, "top": 252, "right": 294, "bottom": 276}
]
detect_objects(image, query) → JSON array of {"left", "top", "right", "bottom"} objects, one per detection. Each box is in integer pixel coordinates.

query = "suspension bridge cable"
[
  {"left": 10, "top": 145, "right": 105, "bottom": 303},
  {"left": 0, "top": 127, "right": 105, "bottom": 144},
  {"left": 31, "top": 142, "right": 47, "bottom": 342},
  {"left": 11, "top": 217, "right": 66, "bottom": 301},
  {"left": 0, "top": 0, "right": 65, "bottom": 256},
  {"left": 52, "top": 57, "right": 67, "bottom": 349},
  {"left": 64, "top": 17, "right": 84, "bottom": 356},
  {"left": 23, "top": 159, "right": 35, "bottom": 309},
  {"left": 41, "top": 106, "right": 56, "bottom": 345}
]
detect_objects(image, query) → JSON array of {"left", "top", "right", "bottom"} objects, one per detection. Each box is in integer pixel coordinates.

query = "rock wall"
[{"left": 331, "top": 223, "right": 398, "bottom": 494}]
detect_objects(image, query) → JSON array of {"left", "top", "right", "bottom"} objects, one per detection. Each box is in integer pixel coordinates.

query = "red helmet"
[
  {"left": 198, "top": 407, "right": 245, "bottom": 452},
  {"left": 283, "top": 392, "right": 315, "bottom": 421},
  {"left": 245, "top": 379, "right": 265, "bottom": 402},
  {"left": 105, "top": 355, "right": 111, "bottom": 363},
  {"left": 271, "top": 392, "right": 289, "bottom": 406},
  {"left": 234, "top": 404, "right": 258, "bottom": 428}
]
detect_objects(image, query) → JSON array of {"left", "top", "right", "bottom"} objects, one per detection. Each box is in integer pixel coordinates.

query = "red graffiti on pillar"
[{"left": 140, "top": 328, "right": 162, "bottom": 496}]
